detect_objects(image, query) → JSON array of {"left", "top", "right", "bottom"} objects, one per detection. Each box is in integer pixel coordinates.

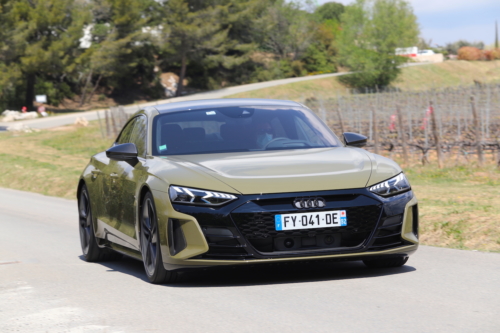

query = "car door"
[
  {"left": 98, "top": 117, "right": 138, "bottom": 247},
  {"left": 113, "top": 115, "right": 149, "bottom": 246}
]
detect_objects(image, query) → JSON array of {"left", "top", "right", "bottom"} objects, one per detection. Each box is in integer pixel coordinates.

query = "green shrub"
[
  {"left": 34, "top": 80, "right": 73, "bottom": 106},
  {"left": 301, "top": 43, "right": 336, "bottom": 74}
]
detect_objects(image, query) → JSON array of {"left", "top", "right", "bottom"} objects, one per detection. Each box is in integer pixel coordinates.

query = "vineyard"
[{"left": 304, "top": 83, "right": 500, "bottom": 167}]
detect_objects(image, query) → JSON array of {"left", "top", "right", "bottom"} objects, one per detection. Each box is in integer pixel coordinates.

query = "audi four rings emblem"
[{"left": 293, "top": 197, "right": 326, "bottom": 209}]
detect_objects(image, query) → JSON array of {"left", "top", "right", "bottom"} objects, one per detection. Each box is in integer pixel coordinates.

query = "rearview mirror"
[
  {"left": 106, "top": 143, "right": 138, "bottom": 161},
  {"left": 343, "top": 132, "right": 367, "bottom": 148}
]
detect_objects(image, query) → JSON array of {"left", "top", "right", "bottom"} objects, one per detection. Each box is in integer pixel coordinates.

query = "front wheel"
[
  {"left": 140, "top": 192, "right": 177, "bottom": 284},
  {"left": 363, "top": 257, "right": 409, "bottom": 268}
]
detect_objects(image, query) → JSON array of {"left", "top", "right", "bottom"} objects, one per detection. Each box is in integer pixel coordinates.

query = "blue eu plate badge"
[{"left": 275, "top": 215, "right": 283, "bottom": 231}]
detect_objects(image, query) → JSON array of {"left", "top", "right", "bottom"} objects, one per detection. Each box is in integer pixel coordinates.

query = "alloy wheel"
[
  {"left": 79, "top": 189, "right": 92, "bottom": 255},
  {"left": 141, "top": 197, "right": 158, "bottom": 276}
]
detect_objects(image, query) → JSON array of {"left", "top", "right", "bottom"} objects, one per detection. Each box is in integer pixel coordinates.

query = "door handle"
[
  {"left": 91, "top": 169, "right": 101, "bottom": 178},
  {"left": 110, "top": 173, "right": 119, "bottom": 179}
]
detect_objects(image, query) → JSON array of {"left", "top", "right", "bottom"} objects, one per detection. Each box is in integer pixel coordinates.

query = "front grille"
[{"left": 231, "top": 201, "right": 382, "bottom": 253}]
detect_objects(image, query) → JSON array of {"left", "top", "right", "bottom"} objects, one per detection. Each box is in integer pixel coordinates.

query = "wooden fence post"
[
  {"left": 96, "top": 110, "right": 104, "bottom": 139},
  {"left": 336, "top": 97, "right": 345, "bottom": 134},
  {"left": 430, "top": 101, "right": 443, "bottom": 168},
  {"left": 396, "top": 105, "right": 408, "bottom": 165},
  {"left": 110, "top": 107, "right": 118, "bottom": 138},
  {"left": 470, "top": 96, "right": 483, "bottom": 165},
  {"left": 105, "top": 109, "right": 110, "bottom": 138}
]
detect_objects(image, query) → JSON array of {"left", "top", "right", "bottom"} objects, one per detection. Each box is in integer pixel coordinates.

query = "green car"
[{"left": 78, "top": 99, "right": 418, "bottom": 283}]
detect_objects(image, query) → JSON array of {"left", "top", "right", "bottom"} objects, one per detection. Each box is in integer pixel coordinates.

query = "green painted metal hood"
[{"left": 160, "top": 147, "right": 395, "bottom": 195}]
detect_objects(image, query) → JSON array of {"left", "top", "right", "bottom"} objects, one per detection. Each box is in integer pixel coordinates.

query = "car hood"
[{"left": 162, "top": 147, "right": 385, "bottom": 195}]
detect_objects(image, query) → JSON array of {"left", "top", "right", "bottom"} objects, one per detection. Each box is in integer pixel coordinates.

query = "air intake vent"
[{"left": 168, "top": 219, "right": 187, "bottom": 256}]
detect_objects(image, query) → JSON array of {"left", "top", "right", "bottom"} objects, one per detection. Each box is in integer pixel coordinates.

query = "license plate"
[{"left": 275, "top": 211, "right": 347, "bottom": 231}]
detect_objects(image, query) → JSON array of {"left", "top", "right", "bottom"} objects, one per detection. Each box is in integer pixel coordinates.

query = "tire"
[
  {"left": 363, "top": 257, "right": 409, "bottom": 268},
  {"left": 79, "top": 185, "right": 120, "bottom": 262},
  {"left": 140, "top": 192, "right": 178, "bottom": 284}
]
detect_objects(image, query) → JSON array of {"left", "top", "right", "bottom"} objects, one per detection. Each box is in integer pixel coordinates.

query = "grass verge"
[
  {"left": 405, "top": 164, "right": 500, "bottom": 252},
  {"left": 225, "top": 60, "right": 500, "bottom": 101}
]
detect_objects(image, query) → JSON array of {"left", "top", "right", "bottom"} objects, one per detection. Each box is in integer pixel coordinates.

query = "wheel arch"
[
  {"left": 76, "top": 178, "right": 86, "bottom": 200},
  {"left": 137, "top": 184, "right": 153, "bottom": 238}
]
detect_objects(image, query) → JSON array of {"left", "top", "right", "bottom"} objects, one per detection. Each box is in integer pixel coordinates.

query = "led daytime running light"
[
  {"left": 169, "top": 186, "right": 237, "bottom": 206},
  {"left": 369, "top": 173, "right": 411, "bottom": 197}
]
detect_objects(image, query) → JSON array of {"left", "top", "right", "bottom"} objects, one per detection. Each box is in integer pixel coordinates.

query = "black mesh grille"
[
  {"left": 232, "top": 205, "right": 381, "bottom": 240},
  {"left": 231, "top": 204, "right": 382, "bottom": 253}
]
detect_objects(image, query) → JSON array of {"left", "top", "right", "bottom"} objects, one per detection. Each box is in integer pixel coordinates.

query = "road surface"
[{"left": 1, "top": 187, "right": 498, "bottom": 332}]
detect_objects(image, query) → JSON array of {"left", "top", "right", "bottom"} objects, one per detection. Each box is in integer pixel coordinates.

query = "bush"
[
  {"left": 446, "top": 40, "right": 484, "bottom": 55},
  {"left": 301, "top": 43, "right": 336, "bottom": 74},
  {"left": 34, "top": 80, "right": 73, "bottom": 106},
  {"left": 482, "top": 49, "right": 500, "bottom": 61},
  {"left": 457, "top": 47, "right": 482, "bottom": 60},
  {"left": 457, "top": 47, "right": 500, "bottom": 61}
]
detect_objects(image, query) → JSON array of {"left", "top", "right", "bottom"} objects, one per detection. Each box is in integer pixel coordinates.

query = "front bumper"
[{"left": 154, "top": 188, "right": 418, "bottom": 270}]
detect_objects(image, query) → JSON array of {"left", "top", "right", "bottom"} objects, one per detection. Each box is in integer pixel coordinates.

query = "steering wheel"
[{"left": 263, "top": 137, "right": 311, "bottom": 149}]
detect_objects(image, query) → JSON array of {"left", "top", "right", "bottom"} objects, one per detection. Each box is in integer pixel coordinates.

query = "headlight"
[
  {"left": 369, "top": 173, "right": 411, "bottom": 197},
  {"left": 169, "top": 186, "right": 237, "bottom": 206}
]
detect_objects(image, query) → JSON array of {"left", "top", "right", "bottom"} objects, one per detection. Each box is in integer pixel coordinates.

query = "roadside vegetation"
[
  {"left": 0, "top": 121, "right": 498, "bottom": 252},
  {"left": 226, "top": 60, "right": 500, "bottom": 100},
  {"left": 0, "top": 0, "right": 419, "bottom": 111}
]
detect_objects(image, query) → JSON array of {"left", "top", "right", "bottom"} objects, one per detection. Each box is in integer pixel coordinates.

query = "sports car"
[{"left": 78, "top": 98, "right": 418, "bottom": 283}]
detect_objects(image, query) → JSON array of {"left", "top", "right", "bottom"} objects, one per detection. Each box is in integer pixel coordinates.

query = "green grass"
[
  {"left": 405, "top": 163, "right": 500, "bottom": 186},
  {"left": 41, "top": 124, "right": 112, "bottom": 156},
  {"left": 0, "top": 122, "right": 112, "bottom": 199},
  {"left": 225, "top": 60, "right": 500, "bottom": 101},
  {"left": 0, "top": 153, "right": 82, "bottom": 198},
  {"left": 402, "top": 163, "right": 500, "bottom": 252}
]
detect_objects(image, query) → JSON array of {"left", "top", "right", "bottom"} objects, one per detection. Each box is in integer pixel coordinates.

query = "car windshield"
[{"left": 152, "top": 105, "right": 341, "bottom": 156}]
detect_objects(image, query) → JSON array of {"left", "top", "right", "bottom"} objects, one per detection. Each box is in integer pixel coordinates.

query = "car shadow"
[
  {"left": 78, "top": 255, "right": 150, "bottom": 283},
  {"left": 172, "top": 260, "right": 416, "bottom": 288},
  {"left": 80, "top": 255, "right": 416, "bottom": 287}
]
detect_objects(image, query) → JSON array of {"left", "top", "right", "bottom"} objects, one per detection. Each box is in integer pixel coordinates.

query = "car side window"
[
  {"left": 129, "top": 116, "right": 147, "bottom": 157},
  {"left": 116, "top": 118, "right": 138, "bottom": 145}
]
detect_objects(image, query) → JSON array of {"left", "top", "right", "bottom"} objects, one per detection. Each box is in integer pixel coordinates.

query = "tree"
[
  {"left": 159, "top": 0, "right": 232, "bottom": 96},
  {"left": 337, "top": 0, "right": 419, "bottom": 89},
  {"left": 315, "top": 2, "right": 344, "bottom": 23},
  {"left": 0, "top": 0, "right": 89, "bottom": 109},
  {"left": 0, "top": 1, "right": 22, "bottom": 109},
  {"left": 255, "top": 1, "right": 314, "bottom": 61},
  {"left": 76, "top": 0, "right": 160, "bottom": 106}
]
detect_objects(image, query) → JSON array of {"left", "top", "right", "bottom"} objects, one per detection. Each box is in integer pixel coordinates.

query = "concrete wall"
[{"left": 413, "top": 54, "right": 444, "bottom": 63}]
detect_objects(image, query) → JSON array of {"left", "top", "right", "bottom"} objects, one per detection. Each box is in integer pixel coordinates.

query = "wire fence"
[
  {"left": 97, "top": 105, "right": 129, "bottom": 139},
  {"left": 302, "top": 83, "right": 500, "bottom": 167}
]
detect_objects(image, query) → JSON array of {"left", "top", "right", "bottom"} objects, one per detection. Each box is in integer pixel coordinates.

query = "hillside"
[{"left": 225, "top": 60, "right": 500, "bottom": 100}]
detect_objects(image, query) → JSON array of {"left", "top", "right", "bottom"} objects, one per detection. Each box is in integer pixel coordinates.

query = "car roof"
[{"left": 154, "top": 98, "right": 302, "bottom": 114}]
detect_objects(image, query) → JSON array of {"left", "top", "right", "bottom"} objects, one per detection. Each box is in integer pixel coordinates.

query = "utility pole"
[{"left": 496, "top": 20, "right": 499, "bottom": 49}]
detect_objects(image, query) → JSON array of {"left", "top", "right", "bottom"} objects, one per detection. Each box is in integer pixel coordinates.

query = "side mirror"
[
  {"left": 106, "top": 143, "right": 138, "bottom": 161},
  {"left": 343, "top": 132, "right": 367, "bottom": 148}
]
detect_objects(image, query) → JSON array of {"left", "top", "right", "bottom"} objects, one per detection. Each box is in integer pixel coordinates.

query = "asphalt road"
[{"left": 1, "top": 187, "right": 499, "bottom": 332}]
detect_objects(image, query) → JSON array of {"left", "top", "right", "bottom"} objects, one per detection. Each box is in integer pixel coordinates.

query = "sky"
[{"left": 314, "top": 0, "right": 500, "bottom": 47}]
